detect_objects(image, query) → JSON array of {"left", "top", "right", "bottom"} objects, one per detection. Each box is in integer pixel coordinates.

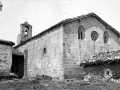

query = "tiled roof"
[
  {"left": 80, "top": 50, "right": 120, "bottom": 67},
  {"left": 21, "top": 21, "right": 31, "bottom": 26},
  {"left": 14, "top": 12, "right": 120, "bottom": 48},
  {"left": 0, "top": 39, "right": 15, "bottom": 46},
  {"left": 12, "top": 48, "right": 23, "bottom": 56}
]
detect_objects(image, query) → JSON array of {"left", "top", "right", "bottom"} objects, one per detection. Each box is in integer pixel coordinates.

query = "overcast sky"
[{"left": 0, "top": 0, "right": 120, "bottom": 45}]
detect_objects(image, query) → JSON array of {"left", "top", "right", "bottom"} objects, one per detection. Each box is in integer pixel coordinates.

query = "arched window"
[
  {"left": 78, "top": 25, "right": 85, "bottom": 40},
  {"left": 91, "top": 31, "right": 99, "bottom": 41},
  {"left": 104, "top": 31, "right": 109, "bottom": 44},
  {"left": 24, "top": 26, "right": 29, "bottom": 35}
]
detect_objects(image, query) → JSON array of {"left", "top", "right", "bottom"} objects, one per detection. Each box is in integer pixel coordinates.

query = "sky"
[{"left": 0, "top": 0, "right": 120, "bottom": 45}]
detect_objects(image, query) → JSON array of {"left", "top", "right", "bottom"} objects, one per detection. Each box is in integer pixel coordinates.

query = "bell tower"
[{"left": 17, "top": 21, "right": 32, "bottom": 44}]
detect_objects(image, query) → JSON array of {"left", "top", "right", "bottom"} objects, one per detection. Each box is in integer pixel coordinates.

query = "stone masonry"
[
  {"left": 16, "top": 26, "right": 64, "bottom": 79},
  {"left": 15, "top": 13, "right": 120, "bottom": 79},
  {"left": 63, "top": 16, "right": 120, "bottom": 79},
  {"left": 0, "top": 40, "right": 14, "bottom": 75}
]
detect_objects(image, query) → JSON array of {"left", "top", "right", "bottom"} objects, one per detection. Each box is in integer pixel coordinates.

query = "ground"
[{"left": 0, "top": 79, "right": 120, "bottom": 90}]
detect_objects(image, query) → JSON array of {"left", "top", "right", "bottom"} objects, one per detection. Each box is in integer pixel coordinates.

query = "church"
[{"left": 14, "top": 13, "right": 120, "bottom": 80}]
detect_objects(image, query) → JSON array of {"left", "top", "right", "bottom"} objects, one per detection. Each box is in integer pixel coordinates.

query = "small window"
[
  {"left": 91, "top": 31, "right": 99, "bottom": 41},
  {"left": 78, "top": 25, "right": 85, "bottom": 40},
  {"left": 104, "top": 31, "right": 109, "bottom": 44},
  {"left": 43, "top": 47, "right": 46, "bottom": 54},
  {"left": 104, "top": 69, "right": 112, "bottom": 79}
]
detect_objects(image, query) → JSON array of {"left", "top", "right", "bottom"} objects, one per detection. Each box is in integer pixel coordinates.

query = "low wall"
[
  {"left": 64, "top": 61, "right": 120, "bottom": 80},
  {"left": 84, "top": 62, "right": 120, "bottom": 79}
]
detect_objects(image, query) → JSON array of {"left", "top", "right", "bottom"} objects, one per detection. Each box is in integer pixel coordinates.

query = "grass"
[{"left": 0, "top": 79, "right": 120, "bottom": 90}]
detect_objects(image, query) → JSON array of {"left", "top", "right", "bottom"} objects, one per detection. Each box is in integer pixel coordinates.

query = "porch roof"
[
  {"left": 80, "top": 50, "right": 120, "bottom": 67},
  {"left": 12, "top": 48, "right": 23, "bottom": 56}
]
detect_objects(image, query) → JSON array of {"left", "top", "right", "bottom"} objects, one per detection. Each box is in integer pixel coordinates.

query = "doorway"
[{"left": 11, "top": 54, "right": 24, "bottom": 78}]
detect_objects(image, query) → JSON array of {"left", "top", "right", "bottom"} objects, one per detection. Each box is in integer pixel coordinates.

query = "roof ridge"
[{"left": 14, "top": 12, "right": 120, "bottom": 48}]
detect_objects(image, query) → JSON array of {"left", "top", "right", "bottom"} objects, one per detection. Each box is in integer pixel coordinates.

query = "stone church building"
[{"left": 14, "top": 13, "right": 120, "bottom": 79}]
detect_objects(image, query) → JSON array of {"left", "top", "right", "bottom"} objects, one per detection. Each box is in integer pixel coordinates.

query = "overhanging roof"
[
  {"left": 80, "top": 50, "right": 120, "bottom": 67},
  {"left": 12, "top": 48, "right": 23, "bottom": 56},
  {"left": 0, "top": 39, "right": 15, "bottom": 46}
]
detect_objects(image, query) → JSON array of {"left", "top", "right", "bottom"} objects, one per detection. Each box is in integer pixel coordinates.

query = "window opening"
[
  {"left": 78, "top": 25, "right": 85, "bottom": 40},
  {"left": 24, "top": 26, "right": 29, "bottom": 35},
  {"left": 106, "top": 71, "right": 109, "bottom": 75},
  {"left": 80, "top": 32, "right": 83, "bottom": 39},
  {"left": 104, "top": 31, "right": 109, "bottom": 44},
  {"left": 104, "top": 69, "right": 112, "bottom": 79},
  {"left": 91, "top": 31, "right": 99, "bottom": 41},
  {"left": 43, "top": 48, "right": 46, "bottom": 54}
]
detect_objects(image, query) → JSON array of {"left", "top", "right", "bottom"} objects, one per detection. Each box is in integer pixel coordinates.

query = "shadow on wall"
[{"left": 64, "top": 67, "right": 85, "bottom": 79}]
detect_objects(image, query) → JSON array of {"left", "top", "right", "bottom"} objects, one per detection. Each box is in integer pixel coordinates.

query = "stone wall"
[
  {"left": 0, "top": 44, "right": 12, "bottom": 75},
  {"left": 80, "top": 17, "right": 120, "bottom": 62},
  {"left": 63, "top": 17, "right": 120, "bottom": 78},
  {"left": 17, "top": 26, "right": 64, "bottom": 79},
  {"left": 84, "top": 62, "right": 120, "bottom": 79},
  {"left": 16, "top": 16, "right": 120, "bottom": 79}
]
